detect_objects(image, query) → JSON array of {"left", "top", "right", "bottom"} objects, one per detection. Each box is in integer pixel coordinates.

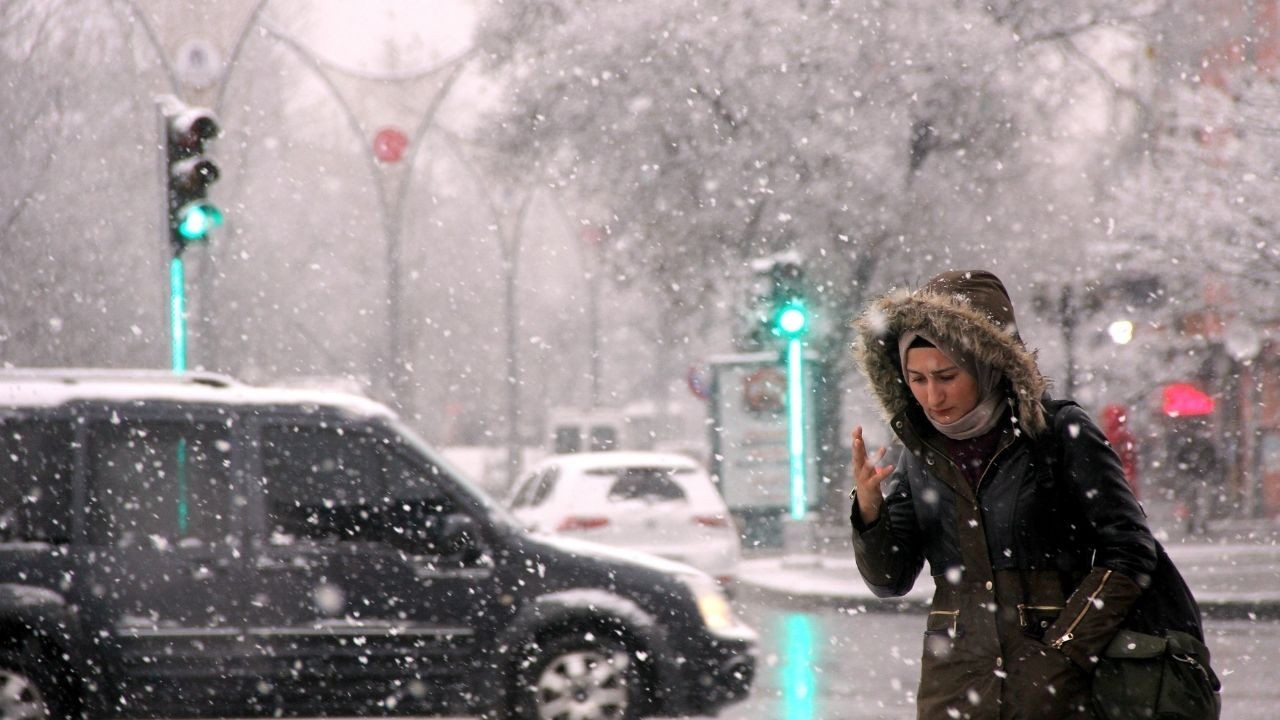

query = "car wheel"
[
  {"left": 514, "top": 631, "right": 640, "bottom": 720},
  {"left": 0, "top": 647, "right": 62, "bottom": 720}
]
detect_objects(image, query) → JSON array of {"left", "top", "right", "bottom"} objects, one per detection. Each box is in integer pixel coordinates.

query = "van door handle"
[
  {"left": 189, "top": 560, "right": 232, "bottom": 581},
  {"left": 255, "top": 555, "right": 313, "bottom": 571},
  {"left": 186, "top": 555, "right": 233, "bottom": 581}
]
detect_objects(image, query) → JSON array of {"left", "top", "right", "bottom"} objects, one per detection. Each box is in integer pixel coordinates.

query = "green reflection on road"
[{"left": 783, "top": 612, "right": 816, "bottom": 720}]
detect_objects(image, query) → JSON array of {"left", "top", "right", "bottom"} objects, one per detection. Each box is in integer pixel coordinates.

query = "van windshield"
[{"left": 387, "top": 418, "right": 521, "bottom": 530}]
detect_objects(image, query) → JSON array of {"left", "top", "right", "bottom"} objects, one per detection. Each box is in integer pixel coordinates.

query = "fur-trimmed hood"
[{"left": 852, "top": 269, "right": 1049, "bottom": 437}]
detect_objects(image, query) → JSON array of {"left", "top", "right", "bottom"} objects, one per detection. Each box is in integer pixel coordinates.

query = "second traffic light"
[
  {"left": 773, "top": 299, "right": 809, "bottom": 339},
  {"left": 741, "top": 253, "right": 811, "bottom": 350},
  {"left": 161, "top": 96, "right": 222, "bottom": 252},
  {"left": 765, "top": 257, "right": 808, "bottom": 341}
]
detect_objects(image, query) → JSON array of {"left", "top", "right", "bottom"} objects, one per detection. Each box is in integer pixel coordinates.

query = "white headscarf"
[{"left": 898, "top": 330, "right": 1007, "bottom": 440}]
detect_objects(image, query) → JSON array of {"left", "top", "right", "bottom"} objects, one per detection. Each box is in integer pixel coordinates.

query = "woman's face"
[{"left": 905, "top": 347, "right": 980, "bottom": 424}]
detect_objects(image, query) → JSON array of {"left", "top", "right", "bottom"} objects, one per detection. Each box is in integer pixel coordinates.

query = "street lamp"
[{"left": 1108, "top": 319, "right": 1135, "bottom": 345}]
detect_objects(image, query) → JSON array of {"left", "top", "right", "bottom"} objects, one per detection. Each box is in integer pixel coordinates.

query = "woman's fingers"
[
  {"left": 873, "top": 462, "right": 895, "bottom": 483},
  {"left": 868, "top": 447, "right": 893, "bottom": 483},
  {"left": 850, "top": 427, "right": 866, "bottom": 471},
  {"left": 852, "top": 427, "right": 892, "bottom": 488}
]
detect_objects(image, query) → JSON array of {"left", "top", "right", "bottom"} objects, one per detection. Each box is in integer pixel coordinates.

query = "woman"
[{"left": 848, "top": 270, "right": 1165, "bottom": 720}]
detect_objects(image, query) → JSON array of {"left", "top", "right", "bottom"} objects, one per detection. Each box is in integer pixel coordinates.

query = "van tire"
[
  {"left": 0, "top": 643, "right": 70, "bottom": 720},
  {"left": 511, "top": 630, "right": 640, "bottom": 720}
]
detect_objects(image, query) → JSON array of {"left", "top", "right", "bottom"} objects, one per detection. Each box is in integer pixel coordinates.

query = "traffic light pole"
[
  {"left": 774, "top": 296, "right": 818, "bottom": 561},
  {"left": 787, "top": 336, "right": 806, "bottom": 520},
  {"left": 170, "top": 253, "right": 187, "bottom": 373}
]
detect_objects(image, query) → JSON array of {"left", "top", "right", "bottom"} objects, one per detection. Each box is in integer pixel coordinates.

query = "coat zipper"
[
  {"left": 973, "top": 433, "right": 1016, "bottom": 494},
  {"left": 1050, "top": 569, "right": 1113, "bottom": 649},
  {"left": 918, "top": 430, "right": 1015, "bottom": 497}
]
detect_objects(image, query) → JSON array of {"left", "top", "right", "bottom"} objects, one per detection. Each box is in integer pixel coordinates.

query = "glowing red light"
[{"left": 1162, "top": 383, "right": 1215, "bottom": 418}]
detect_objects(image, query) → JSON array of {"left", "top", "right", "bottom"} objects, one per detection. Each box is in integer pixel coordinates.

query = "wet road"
[
  {"left": 711, "top": 586, "right": 1280, "bottom": 720},
  {"left": 212, "top": 588, "right": 1280, "bottom": 720}
]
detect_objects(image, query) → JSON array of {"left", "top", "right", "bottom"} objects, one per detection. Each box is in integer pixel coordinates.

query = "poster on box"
[{"left": 709, "top": 352, "right": 818, "bottom": 511}]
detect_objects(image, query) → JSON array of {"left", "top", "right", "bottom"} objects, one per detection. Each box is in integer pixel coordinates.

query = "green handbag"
[{"left": 1092, "top": 629, "right": 1222, "bottom": 720}]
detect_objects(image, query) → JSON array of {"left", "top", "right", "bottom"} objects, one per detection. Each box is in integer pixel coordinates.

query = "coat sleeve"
[
  {"left": 1042, "top": 404, "right": 1158, "bottom": 669},
  {"left": 849, "top": 448, "right": 924, "bottom": 598}
]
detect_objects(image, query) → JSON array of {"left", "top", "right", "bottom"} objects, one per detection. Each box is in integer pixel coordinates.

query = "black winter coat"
[
  {"left": 852, "top": 400, "right": 1155, "bottom": 720},
  {"left": 848, "top": 271, "right": 1189, "bottom": 720}
]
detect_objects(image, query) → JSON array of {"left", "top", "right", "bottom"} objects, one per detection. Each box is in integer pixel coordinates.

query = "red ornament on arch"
[{"left": 373, "top": 127, "right": 409, "bottom": 164}]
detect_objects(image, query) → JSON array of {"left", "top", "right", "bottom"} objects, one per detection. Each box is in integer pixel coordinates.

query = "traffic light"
[
  {"left": 741, "top": 254, "right": 810, "bottom": 349},
  {"left": 773, "top": 299, "right": 809, "bottom": 339},
  {"left": 161, "top": 96, "right": 222, "bottom": 252}
]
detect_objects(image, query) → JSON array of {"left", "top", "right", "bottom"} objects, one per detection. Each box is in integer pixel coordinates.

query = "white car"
[{"left": 506, "top": 451, "right": 741, "bottom": 582}]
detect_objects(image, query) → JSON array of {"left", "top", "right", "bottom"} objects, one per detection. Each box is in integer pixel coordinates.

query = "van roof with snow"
[{"left": 0, "top": 368, "right": 392, "bottom": 418}]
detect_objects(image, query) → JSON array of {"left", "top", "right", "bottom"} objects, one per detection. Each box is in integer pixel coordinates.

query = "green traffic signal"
[
  {"left": 162, "top": 97, "right": 221, "bottom": 252},
  {"left": 175, "top": 202, "right": 223, "bottom": 242},
  {"left": 774, "top": 300, "right": 809, "bottom": 338}
]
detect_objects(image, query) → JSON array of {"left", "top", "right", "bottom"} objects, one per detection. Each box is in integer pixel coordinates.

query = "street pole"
[
  {"left": 158, "top": 102, "right": 183, "bottom": 373},
  {"left": 787, "top": 336, "right": 806, "bottom": 520},
  {"left": 588, "top": 236, "right": 601, "bottom": 407},
  {"left": 170, "top": 255, "right": 187, "bottom": 372},
  {"left": 504, "top": 251, "right": 519, "bottom": 486},
  {"left": 503, "top": 192, "right": 535, "bottom": 487},
  {"left": 1060, "top": 285, "right": 1078, "bottom": 398},
  {"left": 385, "top": 209, "right": 404, "bottom": 406}
]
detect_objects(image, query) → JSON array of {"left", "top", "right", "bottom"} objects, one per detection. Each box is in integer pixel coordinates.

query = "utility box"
[{"left": 708, "top": 351, "right": 819, "bottom": 548}]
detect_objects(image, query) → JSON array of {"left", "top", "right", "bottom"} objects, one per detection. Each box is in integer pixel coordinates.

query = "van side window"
[
  {"left": 381, "top": 449, "right": 450, "bottom": 506},
  {"left": 261, "top": 424, "right": 380, "bottom": 542},
  {"left": 0, "top": 418, "right": 73, "bottom": 543},
  {"left": 378, "top": 449, "right": 470, "bottom": 556},
  {"left": 86, "top": 421, "right": 233, "bottom": 547}
]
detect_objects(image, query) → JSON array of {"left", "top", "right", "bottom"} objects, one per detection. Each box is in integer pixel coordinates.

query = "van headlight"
[{"left": 680, "top": 573, "right": 757, "bottom": 641}]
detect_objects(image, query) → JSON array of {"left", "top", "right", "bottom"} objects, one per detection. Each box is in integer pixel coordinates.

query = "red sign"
[
  {"left": 373, "top": 127, "right": 409, "bottom": 164},
  {"left": 1162, "top": 383, "right": 1215, "bottom": 418}
]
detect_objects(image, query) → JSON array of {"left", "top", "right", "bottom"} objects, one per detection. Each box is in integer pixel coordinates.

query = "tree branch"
[{"left": 1058, "top": 37, "right": 1151, "bottom": 114}]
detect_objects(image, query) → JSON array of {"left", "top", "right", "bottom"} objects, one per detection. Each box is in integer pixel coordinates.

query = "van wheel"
[
  {"left": 0, "top": 647, "right": 62, "bottom": 720},
  {"left": 514, "top": 631, "right": 639, "bottom": 720}
]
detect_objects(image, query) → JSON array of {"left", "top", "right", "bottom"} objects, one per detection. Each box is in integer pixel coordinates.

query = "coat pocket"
[
  {"left": 923, "top": 609, "right": 959, "bottom": 660},
  {"left": 1018, "top": 604, "right": 1063, "bottom": 642}
]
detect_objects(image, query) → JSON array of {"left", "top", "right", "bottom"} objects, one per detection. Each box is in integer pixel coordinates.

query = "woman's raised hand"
[{"left": 852, "top": 425, "right": 894, "bottom": 525}]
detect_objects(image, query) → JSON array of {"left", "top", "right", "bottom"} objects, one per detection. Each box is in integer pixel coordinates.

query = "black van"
[{"left": 0, "top": 370, "right": 754, "bottom": 720}]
